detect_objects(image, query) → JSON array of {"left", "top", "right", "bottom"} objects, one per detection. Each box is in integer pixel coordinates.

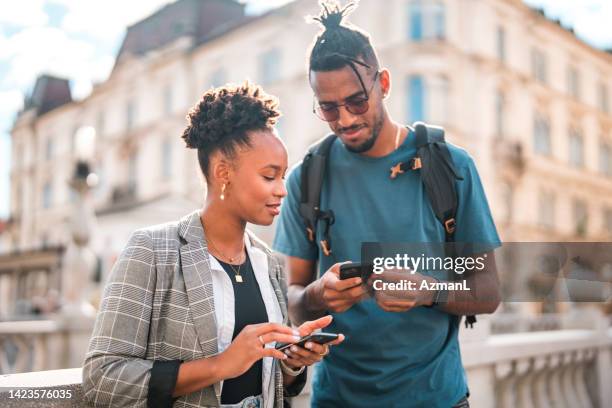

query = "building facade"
[{"left": 4, "top": 0, "right": 612, "bottom": 317}]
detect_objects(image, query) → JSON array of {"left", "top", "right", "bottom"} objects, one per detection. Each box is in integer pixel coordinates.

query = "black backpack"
[{"left": 298, "top": 121, "right": 477, "bottom": 328}]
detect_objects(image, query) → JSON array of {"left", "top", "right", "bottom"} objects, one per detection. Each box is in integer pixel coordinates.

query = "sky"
[{"left": 1, "top": 0, "right": 611, "bottom": 219}]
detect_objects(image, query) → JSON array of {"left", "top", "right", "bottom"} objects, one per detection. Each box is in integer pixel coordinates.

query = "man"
[{"left": 273, "top": 2, "right": 501, "bottom": 407}]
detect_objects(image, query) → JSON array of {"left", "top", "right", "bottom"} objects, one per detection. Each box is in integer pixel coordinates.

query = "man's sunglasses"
[{"left": 313, "top": 71, "right": 379, "bottom": 122}]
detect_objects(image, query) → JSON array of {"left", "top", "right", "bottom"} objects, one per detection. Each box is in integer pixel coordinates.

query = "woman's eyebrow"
[{"left": 262, "top": 164, "right": 282, "bottom": 171}]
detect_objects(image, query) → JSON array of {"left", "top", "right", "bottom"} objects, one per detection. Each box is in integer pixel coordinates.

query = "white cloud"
[
  {"left": 0, "top": 0, "right": 48, "bottom": 28},
  {"left": 0, "top": 26, "right": 113, "bottom": 99},
  {"left": 241, "top": 0, "right": 294, "bottom": 15},
  {"left": 0, "top": 90, "right": 23, "bottom": 115},
  {"left": 0, "top": 90, "right": 23, "bottom": 132},
  {"left": 49, "top": 0, "right": 174, "bottom": 43}
]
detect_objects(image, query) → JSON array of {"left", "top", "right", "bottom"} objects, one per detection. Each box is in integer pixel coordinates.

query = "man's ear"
[{"left": 379, "top": 68, "right": 391, "bottom": 98}]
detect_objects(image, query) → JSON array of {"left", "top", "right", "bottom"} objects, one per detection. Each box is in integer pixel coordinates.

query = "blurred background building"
[{"left": 0, "top": 0, "right": 611, "bottom": 407}]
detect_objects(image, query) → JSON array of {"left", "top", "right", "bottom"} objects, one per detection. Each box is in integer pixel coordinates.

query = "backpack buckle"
[
  {"left": 444, "top": 218, "right": 456, "bottom": 234},
  {"left": 320, "top": 240, "right": 332, "bottom": 256},
  {"left": 306, "top": 227, "right": 315, "bottom": 242},
  {"left": 390, "top": 163, "right": 405, "bottom": 179}
]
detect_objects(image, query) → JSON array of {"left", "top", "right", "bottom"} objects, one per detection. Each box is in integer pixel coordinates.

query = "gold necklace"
[
  {"left": 203, "top": 222, "right": 245, "bottom": 283},
  {"left": 393, "top": 123, "right": 402, "bottom": 150}
]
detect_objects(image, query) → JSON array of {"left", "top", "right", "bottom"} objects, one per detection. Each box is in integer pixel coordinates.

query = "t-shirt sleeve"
[
  {"left": 273, "top": 164, "right": 319, "bottom": 261},
  {"left": 454, "top": 155, "right": 502, "bottom": 254}
]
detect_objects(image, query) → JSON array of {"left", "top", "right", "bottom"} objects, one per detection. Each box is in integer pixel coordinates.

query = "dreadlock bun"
[
  {"left": 308, "top": 0, "right": 379, "bottom": 72},
  {"left": 312, "top": 0, "right": 357, "bottom": 31},
  {"left": 182, "top": 82, "right": 281, "bottom": 177}
]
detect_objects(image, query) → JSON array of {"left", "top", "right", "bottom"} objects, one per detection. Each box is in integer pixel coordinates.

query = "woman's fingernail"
[
  {"left": 304, "top": 342, "right": 313, "bottom": 349},
  {"left": 291, "top": 346, "right": 298, "bottom": 352},
  {"left": 282, "top": 354, "right": 288, "bottom": 360},
  {"left": 293, "top": 330, "right": 300, "bottom": 337}
]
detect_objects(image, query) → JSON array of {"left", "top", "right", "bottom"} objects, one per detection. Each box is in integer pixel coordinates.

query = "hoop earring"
[{"left": 220, "top": 183, "right": 226, "bottom": 201}]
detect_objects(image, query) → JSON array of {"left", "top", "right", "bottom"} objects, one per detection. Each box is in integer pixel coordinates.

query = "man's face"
[{"left": 310, "top": 64, "right": 386, "bottom": 153}]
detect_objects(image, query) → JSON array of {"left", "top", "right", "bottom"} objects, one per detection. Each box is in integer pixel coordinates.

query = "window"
[
  {"left": 573, "top": 199, "right": 588, "bottom": 236},
  {"left": 126, "top": 100, "right": 136, "bottom": 130},
  {"left": 600, "top": 143, "right": 611, "bottom": 177},
  {"left": 431, "top": 2, "right": 445, "bottom": 39},
  {"left": 45, "top": 138, "right": 53, "bottom": 161},
  {"left": 495, "top": 91, "right": 505, "bottom": 137},
  {"left": 258, "top": 48, "right": 282, "bottom": 85},
  {"left": 568, "top": 128, "right": 584, "bottom": 167},
  {"left": 567, "top": 66, "right": 580, "bottom": 100},
  {"left": 406, "top": 75, "right": 426, "bottom": 123},
  {"left": 599, "top": 83, "right": 609, "bottom": 113},
  {"left": 161, "top": 139, "right": 172, "bottom": 180},
  {"left": 163, "top": 85, "right": 173, "bottom": 115},
  {"left": 209, "top": 68, "right": 226, "bottom": 88},
  {"left": 408, "top": 2, "right": 423, "bottom": 40},
  {"left": 538, "top": 190, "right": 555, "bottom": 229},
  {"left": 42, "top": 182, "right": 52, "bottom": 209},
  {"left": 496, "top": 26, "right": 506, "bottom": 63},
  {"left": 533, "top": 114, "right": 551, "bottom": 156},
  {"left": 531, "top": 48, "right": 548, "bottom": 84},
  {"left": 407, "top": 1, "right": 445, "bottom": 41}
]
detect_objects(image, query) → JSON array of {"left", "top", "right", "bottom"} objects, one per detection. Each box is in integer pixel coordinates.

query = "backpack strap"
[
  {"left": 412, "top": 122, "right": 463, "bottom": 241},
  {"left": 299, "top": 134, "right": 337, "bottom": 256},
  {"left": 392, "top": 122, "right": 476, "bottom": 328}
]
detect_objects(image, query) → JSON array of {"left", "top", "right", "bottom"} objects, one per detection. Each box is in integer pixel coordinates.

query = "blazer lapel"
[{"left": 178, "top": 211, "right": 219, "bottom": 357}]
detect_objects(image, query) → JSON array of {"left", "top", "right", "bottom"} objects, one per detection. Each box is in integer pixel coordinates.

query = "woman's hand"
[
  {"left": 282, "top": 315, "right": 345, "bottom": 369},
  {"left": 217, "top": 323, "right": 301, "bottom": 379}
]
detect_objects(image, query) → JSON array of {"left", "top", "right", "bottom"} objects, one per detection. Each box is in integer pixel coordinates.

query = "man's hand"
[
  {"left": 311, "top": 262, "right": 369, "bottom": 313},
  {"left": 368, "top": 269, "right": 436, "bottom": 313}
]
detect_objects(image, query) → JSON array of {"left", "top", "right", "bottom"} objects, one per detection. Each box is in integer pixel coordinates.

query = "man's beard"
[{"left": 345, "top": 114, "right": 385, "bottom": 154}]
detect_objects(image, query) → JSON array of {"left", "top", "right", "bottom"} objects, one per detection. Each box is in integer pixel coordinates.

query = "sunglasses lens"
[
  {"left": 346, "top": 99, "right": 369, "bottom": 115},
  {"left": 316, "top": 106, "right": 340, "bottom": 122}
]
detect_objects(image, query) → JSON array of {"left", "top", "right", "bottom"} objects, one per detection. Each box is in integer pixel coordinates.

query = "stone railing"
[
  {"left": 0, "top": 316, "right": 610, "bottom": 407},
  {"left": 0, "top": 316, "right": 94, "bottom": 375},
  {"left": 460, "top": 322, "right": 612, "bottom": 408}
]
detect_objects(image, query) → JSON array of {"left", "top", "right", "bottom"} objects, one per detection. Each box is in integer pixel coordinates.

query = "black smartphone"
[
  {"left": 275, "top": 332, "right": 339, "bottom": 351},
  {"left": 339, "top": 262, "right": 373, "bottom": 280}
]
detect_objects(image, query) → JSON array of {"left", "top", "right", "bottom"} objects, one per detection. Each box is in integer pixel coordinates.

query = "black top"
[
  {"left": 216, "top": 253, "right": 269, "bottom": 404},
  {"left": 148, "top": 249, "right": 308, "bottom": 408}
]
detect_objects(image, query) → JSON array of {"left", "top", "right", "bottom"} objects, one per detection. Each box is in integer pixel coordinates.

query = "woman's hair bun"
[
  {"left": 181, "top": 81, "right": 281, "bottom": 178},
  {"left": 181, "top": 82, "right": 280, "bottom": 151}
]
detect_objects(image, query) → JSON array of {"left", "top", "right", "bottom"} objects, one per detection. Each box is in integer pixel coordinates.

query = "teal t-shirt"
[{"left": 273, "top": 129, "right": 501, "bottom": 408}]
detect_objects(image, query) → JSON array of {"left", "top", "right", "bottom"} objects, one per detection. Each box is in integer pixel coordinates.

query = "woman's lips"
[{"left": 266, "top": 204, "right": 281, "bottom": 216}]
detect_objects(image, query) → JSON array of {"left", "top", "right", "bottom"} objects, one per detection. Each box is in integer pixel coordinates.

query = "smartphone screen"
[{"left": 275, "top": 332, "right": 339, "bottom": 351}]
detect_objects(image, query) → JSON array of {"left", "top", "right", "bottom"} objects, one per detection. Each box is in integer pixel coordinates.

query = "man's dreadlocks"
[{"left": 308, "top": 0, "right": 380, "bottom": 73}]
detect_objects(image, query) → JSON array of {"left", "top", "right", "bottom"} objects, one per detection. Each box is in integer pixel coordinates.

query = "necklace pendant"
[{"left": 235, "top": 275, "right": 243, "bottom": 283}]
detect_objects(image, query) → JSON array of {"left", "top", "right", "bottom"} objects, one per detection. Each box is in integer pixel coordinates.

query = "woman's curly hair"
[{"left": 182, "top": 82, "right": 281, "bottom": 177}]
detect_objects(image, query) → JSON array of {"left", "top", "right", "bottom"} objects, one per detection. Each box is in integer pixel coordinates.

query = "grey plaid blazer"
[{"left": 83, "top": 210, "right": 299, "bottom": 407}]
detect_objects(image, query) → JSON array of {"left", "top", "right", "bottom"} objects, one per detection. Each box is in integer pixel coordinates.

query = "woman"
[{"left": 82, "top": 83, "right": 344, "bottom": 408}]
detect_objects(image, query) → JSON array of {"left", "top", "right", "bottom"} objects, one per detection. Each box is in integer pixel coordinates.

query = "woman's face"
[{"left": 226, "top": 129, "right": 288, "bottom": 226}]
